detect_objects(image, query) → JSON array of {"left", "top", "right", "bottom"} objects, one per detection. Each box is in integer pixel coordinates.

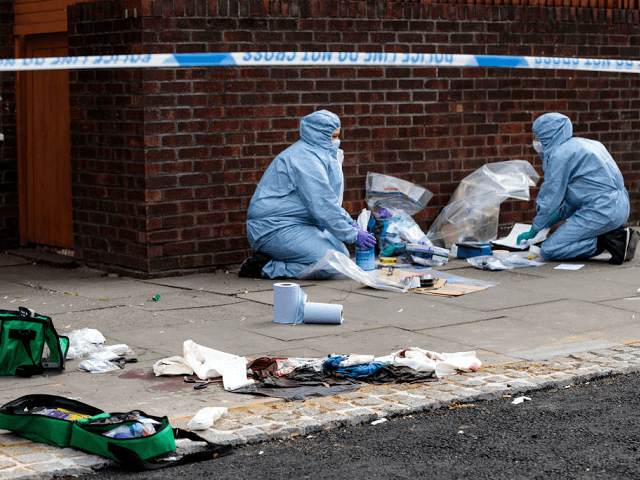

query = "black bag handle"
[
  {"left": 107, "top": 428, "right": 233, "bottom": 471},
  {"left": 8, "top": 328, "right": 40, "bottom": 377}
]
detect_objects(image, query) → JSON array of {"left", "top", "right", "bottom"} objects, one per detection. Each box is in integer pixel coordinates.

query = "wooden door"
[{"left": 19, "top": 32, "right": 73, "bottom": 248}]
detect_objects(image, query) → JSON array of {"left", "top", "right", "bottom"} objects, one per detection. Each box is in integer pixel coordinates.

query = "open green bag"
[
  {"left": 0, "top": 307, "right": 69, "bottom": 377},
  {"left": 0, "top": 394, "right": 233, "bottom": 471}
]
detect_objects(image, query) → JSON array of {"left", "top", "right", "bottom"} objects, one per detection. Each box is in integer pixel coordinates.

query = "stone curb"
[{"left": 2, "top": 343, "right": 640, "bottom": 479}]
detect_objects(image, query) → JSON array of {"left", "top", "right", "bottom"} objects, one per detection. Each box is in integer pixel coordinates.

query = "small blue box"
[{"left": 456, "top": 242, "right": 492, "bottom": 259}]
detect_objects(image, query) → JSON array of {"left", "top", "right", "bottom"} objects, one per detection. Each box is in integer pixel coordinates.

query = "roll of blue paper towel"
[
  {"left": 273, "top": 283, "right": 308, "bottom": 324},
  {"left": 303, "top": 302, "right": 344, "bottom": 325}
]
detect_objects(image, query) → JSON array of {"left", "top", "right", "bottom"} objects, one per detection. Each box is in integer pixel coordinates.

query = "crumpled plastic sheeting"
[
  {"left": 296, "top": 249, "right": 410, "bottom": 292},
  {"left": 427, "top": 160, "right": 540, "bottom": 248},
  {"left": 153, "top": 340, "right": 253, "bottom": 391}
]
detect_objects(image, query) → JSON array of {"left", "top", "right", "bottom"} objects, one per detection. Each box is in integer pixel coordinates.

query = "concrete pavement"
[{"left": 1, "top": 236, "right": 639, "bottom": 478}]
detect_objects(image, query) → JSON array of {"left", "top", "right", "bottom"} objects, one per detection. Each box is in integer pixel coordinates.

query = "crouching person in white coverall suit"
[
  {"left": 517, "top": 112, "right": 638, "bottom": 264},
  {"left": 239, "top": 109, "right": 376, "bottom": 279}
]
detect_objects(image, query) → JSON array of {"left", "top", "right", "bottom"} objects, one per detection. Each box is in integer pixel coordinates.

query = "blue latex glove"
[
  {"left": 545, "top": 211, "right": 561, "bottom": 228},
  {"left": 356, "top": 229, "right": 376, "bottom": 249},
  {"left": 517, "top": 226, "right": 537, "bottom": 245}
]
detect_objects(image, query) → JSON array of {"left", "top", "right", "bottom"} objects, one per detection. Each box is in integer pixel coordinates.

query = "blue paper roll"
[
  {"left": 303, "top": 302, "right": 344, "bottom": 325},
  {"left": 273, "top": 283, "right": 307, "bottom": 324}
]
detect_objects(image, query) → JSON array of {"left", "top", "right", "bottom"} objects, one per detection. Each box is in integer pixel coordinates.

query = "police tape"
[{"left": 1, "top": 51, "right": 640, "bottom": 74}]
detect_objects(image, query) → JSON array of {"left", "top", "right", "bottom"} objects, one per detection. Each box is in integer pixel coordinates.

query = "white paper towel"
[
  {"left": 273, "top": 283, "right": 308, "bottom": 324},
  {"left": 303, "top": 302, "right": 344, "bottom": 324}
]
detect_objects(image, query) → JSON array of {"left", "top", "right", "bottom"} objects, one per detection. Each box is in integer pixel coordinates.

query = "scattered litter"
[
  {"left": 554, "top": 264, "right": 584, "bottom": 270},
  {"left": 371, "top": 418, "right": 387, "bottom": 426},
  {"left": 187, "top": 407, "right": 227, "bottom": 430},
  {"left": 378, "top": 267, "right": 494, "bottom": 297},
  {"left": 512, "top": 396, "right": 531, "bottom": 404}
]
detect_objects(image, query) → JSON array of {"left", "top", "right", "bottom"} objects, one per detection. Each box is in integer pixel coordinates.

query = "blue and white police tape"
[{"left": 1, "top": 51, "right": 639, "bottom": 74}]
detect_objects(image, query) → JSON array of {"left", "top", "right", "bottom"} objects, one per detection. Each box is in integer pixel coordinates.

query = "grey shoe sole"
[{"left": 625, "top": 229, "right": 640, "bottom": 262}]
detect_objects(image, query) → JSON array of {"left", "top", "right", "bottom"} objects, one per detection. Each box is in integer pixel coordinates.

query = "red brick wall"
[
  {"left": 0, "top": 0, "right": 18, "bottom": 249},
  {"left": 67, "top": 0, "right": 640, "bottom": 277}
]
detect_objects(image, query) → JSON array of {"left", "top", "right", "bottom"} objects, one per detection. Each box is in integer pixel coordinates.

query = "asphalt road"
[{"left": 75, "top": 372, "right": 640, "bottom": 480}]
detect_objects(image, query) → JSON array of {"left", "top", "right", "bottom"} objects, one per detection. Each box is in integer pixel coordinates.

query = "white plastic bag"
[
  {"left": 187, "top": 407, "right": 228, "bottom": 430},
  {"left": 66, "top": 328, "right": 106, "bottom": 359}
]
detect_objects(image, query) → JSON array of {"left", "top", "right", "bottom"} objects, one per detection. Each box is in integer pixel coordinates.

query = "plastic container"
[
  {"left": 456, "top": 242, "right": 492, "bottom": 259},
  {"left": 355, "top": 246, "right": 375, "bottom": 271}
]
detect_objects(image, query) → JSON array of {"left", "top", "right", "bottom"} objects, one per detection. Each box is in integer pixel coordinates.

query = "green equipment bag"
[
  {"left": 0, "top": 306, "right": 69, "bottom": 377},
  {"left": 0, "top": 394, "right": 233, "bottom": 471}
]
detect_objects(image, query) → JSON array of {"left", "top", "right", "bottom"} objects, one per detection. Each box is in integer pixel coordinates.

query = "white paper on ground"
[
  {"left": 554, "top": 263, "right": 584, "bottom": 270},
  {"left": 512, "top": 396, "right": 532, "bottom": 404},
  {"left": 182, "top": 340, "right": 253, "bottom": 390},
  {"left": 492, "top": 223, "right": 550, "bottom": 250}
]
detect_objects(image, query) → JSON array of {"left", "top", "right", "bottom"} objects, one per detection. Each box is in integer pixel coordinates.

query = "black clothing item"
[{"left": 238, "top": 252, "right": 272, "bottom": 278}]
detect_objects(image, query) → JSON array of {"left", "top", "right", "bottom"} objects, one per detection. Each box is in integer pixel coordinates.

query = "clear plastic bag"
[
  {"left": 66, "top": 328, "right": 106, "bottom": 359},
  {"left": 427, "top": 160, "right": 540, "bottom": 248},
  {"left": 467, "top": 251, "right": 546, "bottom": 270},
  {"left": 77, "top": 358, "right": 120, "bottom": 373},
  {"left": 365, "top": 172, "right": 433, "bottom": 217},
  {"left": 377, "top": 208, "right": 429, "bottom": 252}
]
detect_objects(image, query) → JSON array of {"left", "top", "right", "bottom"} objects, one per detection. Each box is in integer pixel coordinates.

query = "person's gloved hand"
[
  {"left": 376, "top": 208, "right": 391, "bottom": 220},
  {"left": 545, "top": 211, "right": 561, "bottom": 228},
  {"left": 517, "top": 226, "right": 537, "bottom": 245},
  {"left": 356, "top": 230, "right": 377, "bottom": 249},
  {"left": 350, "top": 221, "right": 363, "bottom": 231}
]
